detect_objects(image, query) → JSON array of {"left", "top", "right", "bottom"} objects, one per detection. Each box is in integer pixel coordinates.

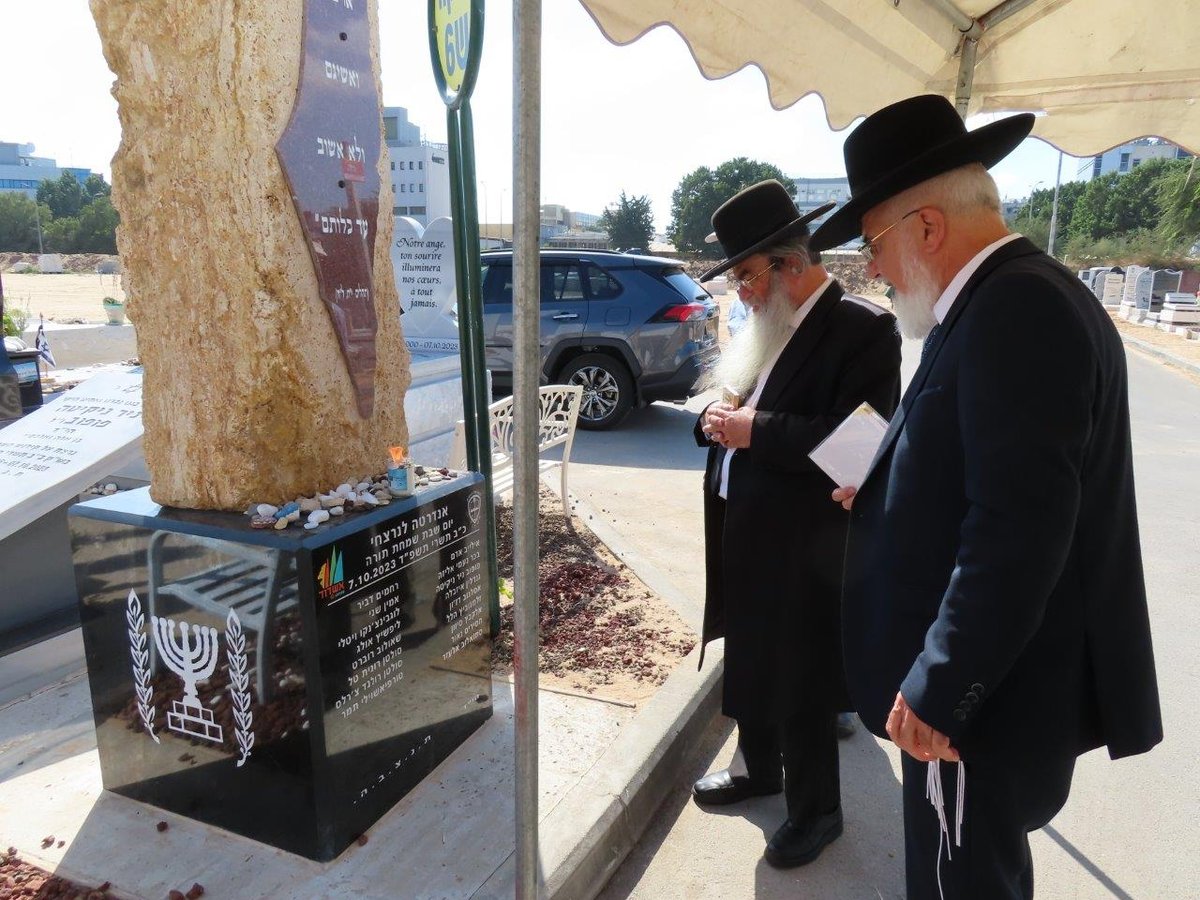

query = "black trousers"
[
  {"left": 737, "top": 711, "right": 840, "bottom": 824},
  {"left": 901, "top": 749, "right": 1076, "bottom": 900}
]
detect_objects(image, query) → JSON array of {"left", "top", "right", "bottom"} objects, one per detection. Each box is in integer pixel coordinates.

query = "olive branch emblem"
[
  {"left": 225, "top": 611, "right": 255, "bottom": 767},
  {"left": 126, "top": 589, "right": 159, "bottom": 743}
]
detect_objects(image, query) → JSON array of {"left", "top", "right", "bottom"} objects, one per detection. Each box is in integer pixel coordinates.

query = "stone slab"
[{"left": 0, "top": 371, "right": 143, "bottom": 542}]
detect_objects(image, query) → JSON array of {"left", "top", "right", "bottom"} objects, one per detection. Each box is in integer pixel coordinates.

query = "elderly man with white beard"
[
  {"left": 814, "top": 95, "right": 1161, "bottom": 899},
  {"left": 690, "top": 180, "right": 902, "bottom": 869}
]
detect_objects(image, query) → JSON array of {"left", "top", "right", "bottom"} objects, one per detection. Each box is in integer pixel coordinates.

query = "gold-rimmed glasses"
[
  {"left": 727, "top": 260, "right": 778, "bottom": 292},
  {"left": 861, "top": 208, "right": 921, "bottom": 263}
]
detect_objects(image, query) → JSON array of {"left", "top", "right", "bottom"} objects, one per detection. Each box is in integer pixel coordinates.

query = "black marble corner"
[{"left": 69, "top": 475, "right": 492, "bottom": 861}]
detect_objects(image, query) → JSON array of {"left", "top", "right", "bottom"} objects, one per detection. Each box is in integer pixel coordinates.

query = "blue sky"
[{"left": 7, "top": 0, "right": 1094, "bottom": 232}]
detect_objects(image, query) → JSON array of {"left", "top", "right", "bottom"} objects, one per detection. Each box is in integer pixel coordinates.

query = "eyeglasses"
[
  {"left": 727, "top": 260, "right": 777, "bottom": 292},
  {"left": 861, "top": 209, "right": 921, "bottom": 263}
]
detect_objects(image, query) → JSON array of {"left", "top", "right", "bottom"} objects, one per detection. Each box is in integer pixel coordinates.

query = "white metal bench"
[{"left": 449, "top": 384, "right": 582, "bottom": 518}]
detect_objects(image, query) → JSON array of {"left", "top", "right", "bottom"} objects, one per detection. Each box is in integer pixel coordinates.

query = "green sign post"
[{"left": 428, "top": 0, "right": 500, "bottom": 635}]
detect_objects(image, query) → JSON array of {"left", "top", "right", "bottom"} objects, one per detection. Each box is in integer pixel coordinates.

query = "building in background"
[
  {"left": 0, "top": 143, "right": 92, "bottom": 199},
  {"left": 382, "top": 107, "right": 451, "bottom": 225},
  {"left": 791, "top": 176, "right": 849, "bottom": 226},
  {"left": 538, "top": 204, "right": 604, "bottom": 245},
  {"left": 1092, "top": 138, "right": 1191, "bottom": 177}
]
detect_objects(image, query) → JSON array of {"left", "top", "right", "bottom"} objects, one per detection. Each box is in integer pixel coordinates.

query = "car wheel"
[{"left": 558, "top": 353, "right": 635, "bottom": 430}]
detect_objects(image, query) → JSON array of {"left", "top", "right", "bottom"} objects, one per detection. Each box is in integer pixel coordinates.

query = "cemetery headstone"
[
  {"left": 391, "top": 216, "right": 460, "bottom": 353},
  {"left": 0, "top": 371, "right": 143, "bottom": 542},
  {"left": 1102, "top": 273, "right": 1125, "bottom": 307}
]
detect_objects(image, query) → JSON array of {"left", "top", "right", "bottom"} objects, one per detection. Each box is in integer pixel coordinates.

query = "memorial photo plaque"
[
  {"left": 277, "top": 0, "right": 384, "bottom": 418},
  {"left": 70, "top": 476, "right": 491, "bottom": 861}
]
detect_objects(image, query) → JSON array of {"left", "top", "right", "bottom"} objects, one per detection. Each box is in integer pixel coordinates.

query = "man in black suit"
[
  {"left": 811, "top": 95, "right": 1162, "bottom": 899},
  {"left": 691, "top": 180, "right": 901, "bottom": 868}
]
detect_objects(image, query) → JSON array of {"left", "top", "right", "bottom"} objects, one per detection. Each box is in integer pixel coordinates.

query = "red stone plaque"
[{"left": 277, "top": 0, "right": 382, "bottom": 418}]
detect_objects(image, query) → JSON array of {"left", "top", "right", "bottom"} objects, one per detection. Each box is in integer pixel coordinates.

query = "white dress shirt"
[
  {"left": 718, "top": 276, "right": 833, "bottom": 499},
  {"left": 932, "top": 233, "right": 1023, "bottom": 324}
]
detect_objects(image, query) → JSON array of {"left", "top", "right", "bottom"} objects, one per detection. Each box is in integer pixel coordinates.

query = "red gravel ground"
[{"left": 492, "top": 489, "right": 696, "bottom": 701}]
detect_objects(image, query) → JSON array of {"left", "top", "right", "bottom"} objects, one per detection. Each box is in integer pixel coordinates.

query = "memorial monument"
[
  {"left": 90, "top": 0, "right": 411, "bottom": 510},
  {"left": 68, "top": 0, "right": 493, "bottom": 861}
]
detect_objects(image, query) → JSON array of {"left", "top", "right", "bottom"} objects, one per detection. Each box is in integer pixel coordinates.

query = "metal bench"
[{"left": 449, "top": 384, "right": 582, "bottom": 518}]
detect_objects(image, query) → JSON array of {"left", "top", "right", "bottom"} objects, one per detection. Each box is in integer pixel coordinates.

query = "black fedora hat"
[
  {"left": 699, "top": 180, "right": 835, "bottom": 283},
  {"left": 809, "top": 95, "right": 1035, "bottom": 252}
]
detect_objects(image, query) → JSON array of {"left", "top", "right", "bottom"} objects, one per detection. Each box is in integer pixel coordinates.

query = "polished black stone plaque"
[{"left": 69, "top": 476, "right": 491, "bottom": 861}]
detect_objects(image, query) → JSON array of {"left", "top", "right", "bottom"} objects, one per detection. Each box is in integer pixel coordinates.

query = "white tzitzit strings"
[{"left": 926, "top": 759, "right": 966, "bottom": 900}]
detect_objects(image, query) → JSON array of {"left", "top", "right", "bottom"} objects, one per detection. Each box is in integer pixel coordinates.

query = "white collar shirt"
[
  {"left": 718, "top": 276, "right": 833, "bottom": 500},
  {"left": 932, "top": 233, "right": 1023, "bottom": 324}
]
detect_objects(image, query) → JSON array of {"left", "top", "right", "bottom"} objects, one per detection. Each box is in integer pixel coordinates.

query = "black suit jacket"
[
  {"left": 695, "top": 280, "right": 901, "bottom": 722},
  {"left": 843, "top": 237, "right": 1162, "bottom": 762}
]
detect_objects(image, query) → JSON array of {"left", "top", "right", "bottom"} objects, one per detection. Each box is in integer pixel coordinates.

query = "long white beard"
[
  {"left": 710, "top": 282, "right": 796, "bottom": 396},
  {"left": 891, "top": 246, "right": 941, "bottom": 340}
]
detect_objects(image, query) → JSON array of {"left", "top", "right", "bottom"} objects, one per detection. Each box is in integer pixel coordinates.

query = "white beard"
[
  {"left": 710, "top": 281, "right": 796, "bottom": 396},
  {"left": 890, "top": 246, "right": 941, "bottom": 340}
]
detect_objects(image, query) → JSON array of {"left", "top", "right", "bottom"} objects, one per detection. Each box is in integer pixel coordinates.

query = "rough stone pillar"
[{"left": 91, "top": 0, "right": 410, "bottom": 510}]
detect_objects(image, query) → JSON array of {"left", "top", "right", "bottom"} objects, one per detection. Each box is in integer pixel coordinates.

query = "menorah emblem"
[{"left": 151, "top": 616, "right": 224, "bottom": 744}]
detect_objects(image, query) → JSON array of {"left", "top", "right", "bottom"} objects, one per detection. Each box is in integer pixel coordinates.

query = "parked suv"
[{"left": 479, "top": 250, "right": 720, "bottom": 429}]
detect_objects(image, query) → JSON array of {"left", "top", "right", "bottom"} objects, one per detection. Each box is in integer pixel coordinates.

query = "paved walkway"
[{"left": 592, "top": 340, "right": 1200, "bottom": 900}]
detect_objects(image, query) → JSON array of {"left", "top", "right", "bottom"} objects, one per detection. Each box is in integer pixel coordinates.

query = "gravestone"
[
  {"left": 1101, "top": 272, "right": 1125, "bottom": 307},
  {"left": 1151, "top": 269, "right": 1182, "bottom": 300},
  {"left": 70, "top": 475, "right": 491, "bottom": 861},
  {"left": 0, "top": 371, "right": 145, "bottom": 645},
  {"left": 391, "top": 216, "right": 460, "bottom": 353}
]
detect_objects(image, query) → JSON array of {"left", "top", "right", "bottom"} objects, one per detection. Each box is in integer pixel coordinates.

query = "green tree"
[
  {"left": 669, "top": 158, "right": 790, "bottom": 257},
  {"left": 43, "top": 216, "right": 80, "bottom": 253},
  {"left": 74, "top": 195, "right": 120, "bottom": 253},
  {"left": 598, "top": 192, "right": 653, "bottom": 250},
  {"left": 1156, "top": 157, "right": 1200, "bottom": 248},
  {"left": 83, "top": 173, "right": 112, "bottom": 204},
  {"left": 0, "top": 193, "right": 43, "bottom": 251},
  {"left": 1016, "top": 181, "right": 1087, "bottom": 242},
  {"left": 36, "top": 172, "right": 87, "bottom": 219},
  {"left": 1068, "top": 172, "right": 1121, "bottom": 243}
]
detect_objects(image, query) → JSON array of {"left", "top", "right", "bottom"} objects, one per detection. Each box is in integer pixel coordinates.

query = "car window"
[
  {"left": 661, "top": 267, "right": 706, "bottom": 301},
  {"left": 541, "top": 263, "right": 584, "bottom": 303},
  {"left": 585, "top": 264, "right": 624, "bottom": 300},
  {"left": 482, "top": 263, "right": 513, "bottom": 306}
]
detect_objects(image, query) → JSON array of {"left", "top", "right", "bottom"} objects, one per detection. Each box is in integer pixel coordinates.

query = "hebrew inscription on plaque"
[{"left": 277, "top": 0, "right": 383, "bottom": 417}]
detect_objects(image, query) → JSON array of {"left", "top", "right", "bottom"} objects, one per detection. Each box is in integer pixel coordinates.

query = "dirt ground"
[
  {"left": 1, "top": 272, "right": 126, "bottom": 326},
  {"left": 493, "top": 489, "right": 696, "bottom": 707}
]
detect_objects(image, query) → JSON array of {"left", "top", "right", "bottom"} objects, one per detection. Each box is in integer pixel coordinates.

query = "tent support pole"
[{"left": 513, "top": 0, "right": 542, "bottom": 895}]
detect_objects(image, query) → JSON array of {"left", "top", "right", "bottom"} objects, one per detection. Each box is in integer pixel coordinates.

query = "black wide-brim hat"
[
  {"left": 699, "top": 180, "right": 836, "bottom": 283},
  {"left": 810, "top": 94, "right": 1035, "bottom": 252}
]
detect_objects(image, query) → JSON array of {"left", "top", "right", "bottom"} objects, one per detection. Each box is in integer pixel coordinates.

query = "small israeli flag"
[{"left": 35, "top": 316, "right": 56, "bottom": 368}]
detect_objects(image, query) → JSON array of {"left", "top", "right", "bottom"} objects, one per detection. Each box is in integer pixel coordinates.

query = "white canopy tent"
[{"left": 574, "top": 0, "right": 1200, "bottom": 154}]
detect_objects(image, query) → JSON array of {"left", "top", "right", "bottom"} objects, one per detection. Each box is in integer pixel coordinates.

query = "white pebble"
[
  {"left": 304, "top": 521, "right": 319, "bottom": 530},
  {"left": 308, "top": 509, "right": 330, "bottom": 524},
  {"left": 330, "top": 506, "right": 345, "bottom": 516},
  {"left": 356, "top": 481, "right": 371, "bottom": 492},
  {"left": 336, "top": 483, "right": 353, "bottom": 497},
  {"left": 257, "top": 503, "right": 279, "bottom": 517},
  {"left": 359, "top": 492, "right": 379, "bottom": 506}
]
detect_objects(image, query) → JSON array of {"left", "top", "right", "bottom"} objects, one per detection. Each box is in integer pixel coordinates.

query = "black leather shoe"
[
  {"left": 763, "top": 809, "right": 844, "bottom": 868},
  {"left": 836, "top": 712, "right": 858, "bottom": 740},
  {"left": 692, "top": 769, "right": 782, "bottom": 806}
]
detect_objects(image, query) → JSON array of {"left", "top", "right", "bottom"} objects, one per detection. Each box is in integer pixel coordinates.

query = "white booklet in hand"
[{"left": 808, "top": 402, "right": 889, "bottom": 488}]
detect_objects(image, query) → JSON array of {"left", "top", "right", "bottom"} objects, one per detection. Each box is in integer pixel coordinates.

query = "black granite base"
[{"left": 69, "top": 476, "right": 491, "bottom": 861}]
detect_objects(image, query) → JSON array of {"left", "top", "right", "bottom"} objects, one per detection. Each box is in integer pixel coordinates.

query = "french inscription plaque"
[
  {"left": 277, "top": 0, "right": 383, "bottom": 417},
  {"left": 69, "top": 476, "right": 492, "bottom": 861}
]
